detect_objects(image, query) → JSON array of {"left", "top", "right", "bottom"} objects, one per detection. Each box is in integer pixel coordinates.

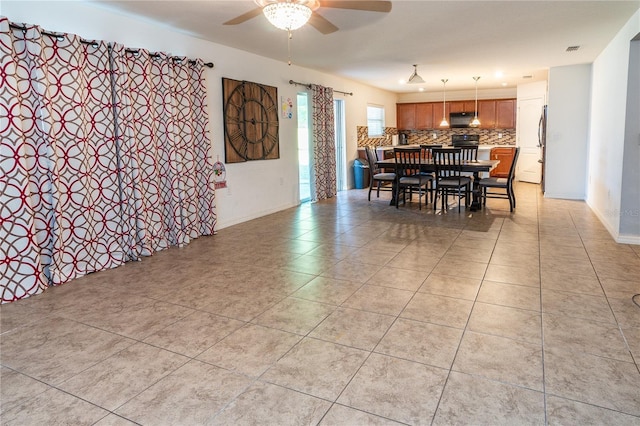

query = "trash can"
[{"left": 353, "top": 158, "right": 370, "bottom": 189}]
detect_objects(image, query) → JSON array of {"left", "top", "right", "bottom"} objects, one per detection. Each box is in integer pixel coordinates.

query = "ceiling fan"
[{"left": 224, "top": 0, "right": 392, "bottom": 35}]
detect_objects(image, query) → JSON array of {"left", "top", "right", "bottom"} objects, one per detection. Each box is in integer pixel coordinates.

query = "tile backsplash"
[
  {"left": 357, "top": 126, "right": 397, "bottom": 147},
  {"left": 357, "top": 126, "right": 515, "bottom": 147}
]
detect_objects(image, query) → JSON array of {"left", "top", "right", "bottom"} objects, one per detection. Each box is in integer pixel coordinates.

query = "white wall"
[
  {"left": 517, "top": 80, "right": 547, "bottom": 102},
  {"left": 588, "top": 10, "right": 640, "bottom": 243},
  {"left": 619, "top": 38, "right": 640, "bottom": 239},
  {"left": 544, "top": 64, "right": 591, "bottom": 199},
  {"left": 398, "top": 87, "right": 517, "bottom": 103},
  {"left": 2, "top": 1, "right": 397, "bottom": 229}
]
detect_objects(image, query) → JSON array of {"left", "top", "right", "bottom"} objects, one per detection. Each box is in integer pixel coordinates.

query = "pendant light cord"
[
  {"left": 440, "top": 79, "right": 449, "bottom": 126},
  {"left": 442, "top": 79, "right": 447, "bottom": 118},
  {"left": 442, "top": 80, "right": 447, "bottom": 120},
  {"left": 472, "top": 76, "right": 481, "bottom": 125},
  {"left": 474, "top": 77, "right": 479, "bottom": 117}
]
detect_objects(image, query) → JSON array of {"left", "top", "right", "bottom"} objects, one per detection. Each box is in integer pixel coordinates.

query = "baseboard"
[
  {"left": 543, "top": 192, "right": 586, "bottom": 200},
  {"left": 587, "top": 200, "right": 640, "bottom": 245},
  {"left": 616, "top": 234, "right": 640, "bottom": 245},
  {"left": 588, "top": 200, "right": 619, "bottom": 239},
  {"left": 216, "top": 202, "right": 300, "bottom": 230}
]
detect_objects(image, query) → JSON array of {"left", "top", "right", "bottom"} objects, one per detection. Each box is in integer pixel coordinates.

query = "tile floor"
[{"left": 1, "top": 183, "right": 639, "bottom": 425}]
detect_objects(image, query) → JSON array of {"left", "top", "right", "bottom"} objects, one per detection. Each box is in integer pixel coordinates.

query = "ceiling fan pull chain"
[{"left": 287, "top": 29, "right": 293, "bottom": 66}]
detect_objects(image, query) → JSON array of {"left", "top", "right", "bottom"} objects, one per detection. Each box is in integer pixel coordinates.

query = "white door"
[{"left": 516, "top": 97, "right": 544, "bottom": 183}]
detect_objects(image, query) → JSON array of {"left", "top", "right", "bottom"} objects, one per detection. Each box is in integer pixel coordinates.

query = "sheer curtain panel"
[{"left": 0, "top": 18, "right": 216, "bottom": 303}]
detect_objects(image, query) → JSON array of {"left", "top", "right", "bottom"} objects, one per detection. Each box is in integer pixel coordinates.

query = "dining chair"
[
  {"left": 459, "top": 145, "right": 479, "bottom": 181},
  {"left": 432, "top": 148, "right": 472, "bottom": 212},
  {"left": 393, "top": 147, "right": 432, "bottom": 210},
  {"left": 459, "top": 145, "right": 478, "bottom": 161},
  {"left": 364, "top": 146, "right": 396, "bottom": 201},
  {"left": 419, "top": 144, "right": 443, "bottom": 159},
  {"left": 419, "top": 144, "right": 442, "bottom": 203},
  {"left": 478, "top": 147, "right": 520, "bottom": 211}
]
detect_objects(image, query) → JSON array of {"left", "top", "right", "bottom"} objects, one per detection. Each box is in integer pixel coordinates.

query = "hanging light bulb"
[
  {"left": 440, "top": 79, "right": 449, "bottom": 127},
  {"left": 471, "top": 76, "right": 481, "bottom": 127}
]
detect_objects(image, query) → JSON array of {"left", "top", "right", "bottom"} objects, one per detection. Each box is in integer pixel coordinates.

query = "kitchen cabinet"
[
  {"left": 433, "top": 102, "right": 449, "bottom": 127},
  {"left": 450, "top": 101, "right": 477, "bottom": 113},
  {"left": 357, "top": 147, "right": 367, "bottom": 160},
  {"left": 478, "top": 100, "right": 496, "bottom": 129},
  {"left": 415, "top": 103, "right": 434, "bottom": 129},
  {"left": 476, "top": 99, "right": 515, "bottom": 129},
  {"left": 490, "top": 147, "right": 516, "bottom": 177},
  {"left": 496, "top": 99, "right": 516, "bottom": 128},
  {"left": 397, "top": 103, "right": 416, "bottom": 130},
  {"left": 396, "top": 99, "right": 515, "bottom": 130}
]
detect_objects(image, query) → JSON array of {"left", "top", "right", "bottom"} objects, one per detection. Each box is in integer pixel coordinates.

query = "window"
[{"left": 367, "top": 105, "right": 385, "bottom": 138}]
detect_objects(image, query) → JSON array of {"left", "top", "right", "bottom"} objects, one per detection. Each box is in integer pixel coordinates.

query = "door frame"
[{"left": 516, "top": 95, "right": 545, "bottom": 184}]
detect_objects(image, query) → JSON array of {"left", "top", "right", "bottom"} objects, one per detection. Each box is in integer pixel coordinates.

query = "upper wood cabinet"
[
  {"left": 396, "top": 98, "right": 515, "bottom": 130},
  {"left": 478, "top": 100, "right": 496, "bottom": 129},
  {"left": 450, "top": 101, "right": 477, "bottom": 113},
  {"left": 415, "top": 103, "right": 434, "bottom": 129},
  {"left": 433, "top": 102, "right": 449, "bottom": 127},
  {"left": 397, "top": 103, "right": 416, "bottom": 130},
  {"left": 496, "top": 99, "right": 516, "bottom": 129}
]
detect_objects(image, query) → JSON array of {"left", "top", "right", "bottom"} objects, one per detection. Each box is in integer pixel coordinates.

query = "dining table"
[{"left": 376, "top": 156, "right": 500, "bottom": 211}]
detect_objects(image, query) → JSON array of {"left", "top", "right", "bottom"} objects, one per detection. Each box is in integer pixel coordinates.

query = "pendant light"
[
  {"left": 439, "top": 79, "right": 449, "bottom": 127},
  {"left": 471, "top": 76, "right": 481, "bottom": 127},
  {"left": 407, "top": 64, "right": 425, "bottom": 84}
]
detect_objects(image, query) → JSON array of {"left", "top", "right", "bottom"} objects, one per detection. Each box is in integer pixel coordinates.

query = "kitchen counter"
[
  {"left": 372, "top": 144, "right": 507, "bottom": 151},
  {"left": 358, "top": 145, "right": 512, "bottom": 159}
]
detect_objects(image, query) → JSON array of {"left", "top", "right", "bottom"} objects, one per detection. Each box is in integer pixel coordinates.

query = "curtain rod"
[
  {"left": 124, "top": 48, "right": 214, "bottom": 68},
  {"left": 8, "top": 23, "right": 214, "bottom": 68},
  {"left": 9, "top": 23, "right": 98, "bottom": 45},
  {"left": 289, "top": 80, "right": 353, "bottom": 96}
]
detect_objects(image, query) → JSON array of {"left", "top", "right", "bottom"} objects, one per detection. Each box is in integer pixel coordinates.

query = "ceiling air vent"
[
  {"left": 522, "top": 75, "right": 533, "bottom": 79},
  {"left": 566, "top": 45, "right": 580, "bottom": 52}
]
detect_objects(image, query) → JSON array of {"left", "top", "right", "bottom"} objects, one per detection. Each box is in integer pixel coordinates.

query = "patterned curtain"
[
  {"left": 110, "top": 46, "right": 216, "bottom": 256},
  {"left": 311, "top": 84, "right": 336, "bottom": 201},
  {"left": 0, "top": 18, "right": 216, "bottom": 303}
]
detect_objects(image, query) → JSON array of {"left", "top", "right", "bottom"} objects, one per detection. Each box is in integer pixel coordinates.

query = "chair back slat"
[
  {"left": 394, "top": 147, "right": 422, "bottom": 177},
  {"left": 459, "top": 146, "right": 478, "bottom": 161},
  {"left": 420, "top": 144, "right": 443, "bottom": 160},
  {"left": 432, "top": 148, "right": 463, "bottom": 179}
]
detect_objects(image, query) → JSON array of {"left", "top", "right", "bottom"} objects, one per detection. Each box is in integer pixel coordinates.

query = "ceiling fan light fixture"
[
  {"left": 262, "top": 2, "right": 312, "bottom": 31},
  {"left": 407, "top": 64, "right": 425, "bottom": 84}
]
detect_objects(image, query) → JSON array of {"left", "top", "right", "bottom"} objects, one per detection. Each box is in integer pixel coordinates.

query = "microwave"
[{"left": 449, "top": 112, "right": 474, "bottom": 128}]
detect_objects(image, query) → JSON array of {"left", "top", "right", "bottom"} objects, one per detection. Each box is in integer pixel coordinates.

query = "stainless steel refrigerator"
[{"left": 539, "top": 105, "right": 548, "bottom": 193}]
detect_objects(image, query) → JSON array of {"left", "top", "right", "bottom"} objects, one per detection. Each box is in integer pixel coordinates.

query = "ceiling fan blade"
[
  {"left": 223, "top": 7, "right": 263, "bottom": 25},
  {"left": 308, "top": 12, "right": 339, "bottom": 34},
  {"left": 320, "top": 1, "right": 392, "bottom": 13}
]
